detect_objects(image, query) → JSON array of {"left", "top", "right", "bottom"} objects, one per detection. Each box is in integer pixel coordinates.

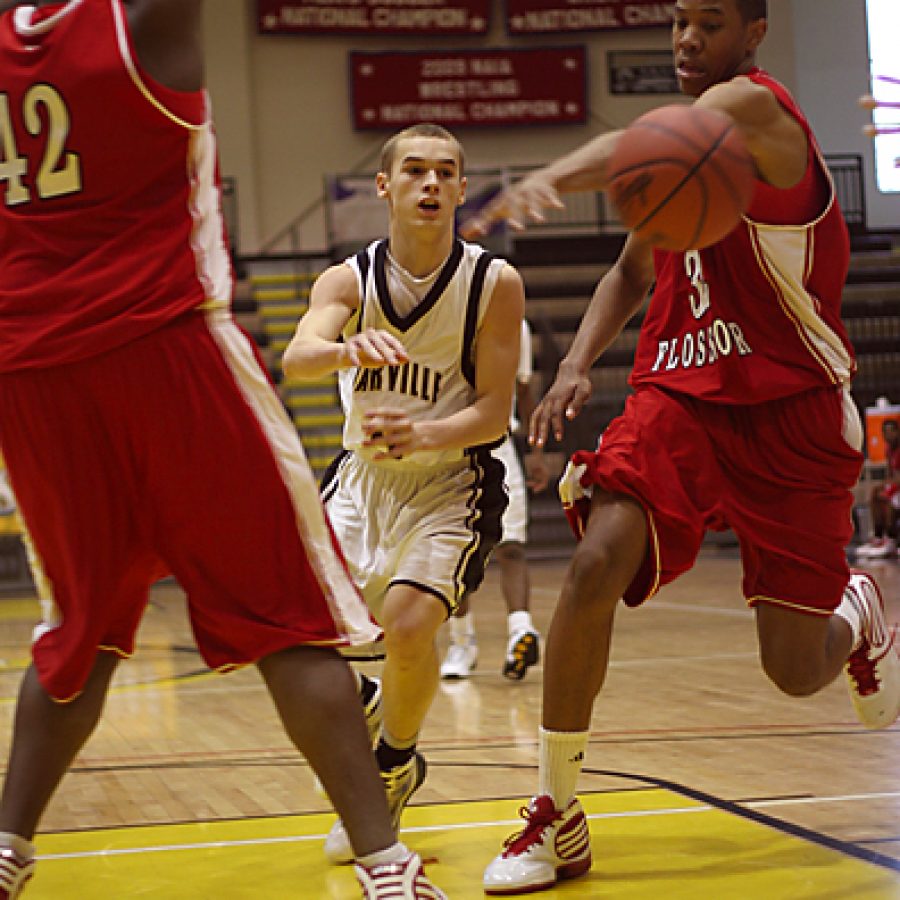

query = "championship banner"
[
  {"left": 506, "top": 0, "right": 674, "bottom": 34},
  {"left": 258, "top": 0, "right": 490, "bottom": 34},
  {"left": 350, "top": 47, "right": 587, "bottom": 130}
]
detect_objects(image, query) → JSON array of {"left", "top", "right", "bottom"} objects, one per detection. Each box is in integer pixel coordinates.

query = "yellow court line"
[{"left": 24, "top": 790, "right": 900, "bottom": 899}]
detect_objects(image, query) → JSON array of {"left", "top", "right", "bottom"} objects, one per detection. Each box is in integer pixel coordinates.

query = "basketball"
[{"left": 608, "top": 104, "right": 756, "bottom": 252}]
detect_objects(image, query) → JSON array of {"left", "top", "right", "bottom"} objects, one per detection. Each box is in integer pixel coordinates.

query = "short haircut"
[
  {"left": 735, "top": 0, "right": 767, "bottom": 21},
  {"left": 379, "top": 123, "right": 465, "bottom": 176}
]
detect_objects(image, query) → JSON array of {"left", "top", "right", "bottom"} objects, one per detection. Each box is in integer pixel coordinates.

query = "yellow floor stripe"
[{"left": 24, "top": 791, "right": 899, "bottom": 898}]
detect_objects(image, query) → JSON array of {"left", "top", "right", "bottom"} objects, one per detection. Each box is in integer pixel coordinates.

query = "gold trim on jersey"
[
  {"left": 747, "top": 224, "right": 850, "bottom": 387},
  {"left": 746, "top": 593, "right": 834, "bottom": 617}
]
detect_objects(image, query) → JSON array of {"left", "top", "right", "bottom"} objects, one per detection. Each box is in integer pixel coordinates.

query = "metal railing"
[{"left": 233, "top": 151, "right": 868, "bottom": 261}]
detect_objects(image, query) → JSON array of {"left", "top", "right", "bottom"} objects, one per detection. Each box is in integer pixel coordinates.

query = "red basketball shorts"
[
  {"left": 569, "top": 385, "right": 863, "bottom": 615},
  {"left": 0, "top": 312, "right": 379, "bottom": 701}
]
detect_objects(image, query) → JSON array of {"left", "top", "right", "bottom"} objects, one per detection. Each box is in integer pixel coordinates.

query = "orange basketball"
[{"left": 608, "top": 104, "right": 756, "bottom": 251}]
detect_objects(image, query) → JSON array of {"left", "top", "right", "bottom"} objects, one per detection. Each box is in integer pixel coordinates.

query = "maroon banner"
[
  {"left": 351, "top": 47, "right": 587, "bottom": 130},
  {"left": 258, "top": 0, "right": 489, "bottom": 34},
  {"left": 507, "top": 0, "right": 674, "bottom": 34}
]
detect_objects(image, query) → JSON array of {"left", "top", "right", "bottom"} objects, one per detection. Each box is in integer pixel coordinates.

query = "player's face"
[
  {"left": 377, "top": 136, "right": 466, "bottom": 230},
  {"left": 672, "top": 0, "right": 765, "bottom": 97}
]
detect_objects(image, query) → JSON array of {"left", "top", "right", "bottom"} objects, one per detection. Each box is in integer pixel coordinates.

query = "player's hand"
[
  {"left": 362, "top": 408, "right": 418, "bottom": 460},
  {"left": 459, "top": 173, "right": 564, "bottom": 239},
  {"left": 343, "top": 329, "right": 408, "bottom": 369},
  {"left": 529, "top": 368, "right": 593, "bottom": 448},
  {"left": 524, "top": 450, "right": 550, "bottom": 493}
]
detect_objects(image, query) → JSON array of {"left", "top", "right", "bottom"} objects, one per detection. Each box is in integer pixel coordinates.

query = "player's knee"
[
  {"left": 495, "top": 542, "right": 525, "bottom": 564},
  {"left": 565, "top": 542, "right": 621, "bottom": 609},
  {"left": 759, "top": 651, "right": 822, "bottom": 697},
  {"left": 383, "top": 617, "right": 437, "bottom": 665}
]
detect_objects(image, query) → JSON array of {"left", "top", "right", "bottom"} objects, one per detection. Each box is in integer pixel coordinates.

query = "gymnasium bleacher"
[{"left": 0, "top": 166, "right": 897, "bottom": 589}]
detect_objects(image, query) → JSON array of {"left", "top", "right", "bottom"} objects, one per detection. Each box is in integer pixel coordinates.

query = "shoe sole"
[
  {"left": 484, "top": 855, "right": 592, "bottom": 896},
  {"left": 440, "top": 670, "right": 472, "bottom": 680},
  {"left": 503, "top": 634, "right": 540, "bottom": 681}
]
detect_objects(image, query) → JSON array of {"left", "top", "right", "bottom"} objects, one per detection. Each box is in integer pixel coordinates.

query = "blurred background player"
[
  {"left": 283, "top": 123, "right": 524, "bottom": 866},
  {"left": 856, "top": 418, "right": 900, "bottom": 559},
  {"left": 463, "top": 0, "right": 900, "bottom": 894},
  {"left": 0, "top": 3, "right": 444, "bottom": 898},
  {"left": 441, "top": 318, "right": 550, "bottom": 681}
]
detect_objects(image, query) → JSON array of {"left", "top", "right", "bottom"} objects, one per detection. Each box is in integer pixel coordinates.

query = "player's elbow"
[{"left": 281, "top": 341, "right": 320, "bottom": 381}]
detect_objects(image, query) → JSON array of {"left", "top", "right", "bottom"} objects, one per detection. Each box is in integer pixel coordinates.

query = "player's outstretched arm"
[
  {"left": 460, "top": 130, "right": 625, "bottom": 239},
  {"left": 530, "top": 233, "right": 653, "bottom": 448},
  {"left": 283, "top": 264, "right": 407, "bottom": 381},
  {"left": 695, "top": 77, "right": 807, "bottom": 190}
]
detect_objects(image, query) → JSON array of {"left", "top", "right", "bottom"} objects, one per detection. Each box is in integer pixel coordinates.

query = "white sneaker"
[
  {"left": 856, "top": 537, "right": 896, "bottom": 559},
  {"left": 843, "top": 572, "right": 900, "bottom": 729},
  {"left": 325, "top": 753, "right": 428, "bottom": 865},
  {"left": 440, "top": 638, "right": 478, "bottom": 680},
  {"left": 483, "top": 795, "right": 592, "bottom": 895},
  {"left": 355, "top": 849, "right": 447, "bottom": 899},
  {"left": 868, "top": 537, "right": 897, "bottom": 559}
]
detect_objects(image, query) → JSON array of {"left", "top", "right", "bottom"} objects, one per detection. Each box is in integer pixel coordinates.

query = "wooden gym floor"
[{"left": 1, "top": 550, "right": 898, "bottom": 898}]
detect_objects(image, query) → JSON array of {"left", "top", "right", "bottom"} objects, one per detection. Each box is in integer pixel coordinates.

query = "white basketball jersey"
[{"left": 338, "top": 238, "right": 506, "bottom": 469}]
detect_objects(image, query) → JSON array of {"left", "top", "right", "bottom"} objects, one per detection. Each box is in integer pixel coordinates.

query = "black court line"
[{"left": 581, "top": 767, "right": 900, "bottom": 875}]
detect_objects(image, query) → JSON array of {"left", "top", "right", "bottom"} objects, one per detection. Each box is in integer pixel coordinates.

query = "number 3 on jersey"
[
  {"left": 685, "top": 250, "right": 710, "bottom": 320},
  {"left": 0, "top": 86, "right": 82, "bottom": 206}
]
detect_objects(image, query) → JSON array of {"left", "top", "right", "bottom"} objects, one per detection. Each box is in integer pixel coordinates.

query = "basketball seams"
[
  {"left": 626, "top": 116, "right": 729, "bottom": 158},
  {"left": 608, "top": 105, "right": 755, "bottom": 250},
  {"left": 621, "top": 127, "right": 735, "bottom": 241}
]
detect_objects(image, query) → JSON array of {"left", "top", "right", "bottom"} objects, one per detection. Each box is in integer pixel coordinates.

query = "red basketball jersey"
[
  {"left": 630, "top": 68, "right": 854, "bottom": 403},
  {"left": 0, "top": 0, "right": 232, "bottom": 372}
]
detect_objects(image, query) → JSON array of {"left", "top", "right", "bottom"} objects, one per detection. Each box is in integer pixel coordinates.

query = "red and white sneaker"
[
  {"left": 355, "top": 850, "right": 447, "bottom": 899},
  {"left": 843, "top": 572, "right": 900, "bottom": 729},
  {"left": 483, "top": 795, "right": 592, "bottom": 895},
  {"left": 0, "top": 847, "right": 34, "bottom": 900}
]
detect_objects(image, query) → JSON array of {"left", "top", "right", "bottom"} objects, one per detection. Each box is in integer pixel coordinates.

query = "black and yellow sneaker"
[{"left": 502, "top": 630, "right": 540, "bottom": 681}]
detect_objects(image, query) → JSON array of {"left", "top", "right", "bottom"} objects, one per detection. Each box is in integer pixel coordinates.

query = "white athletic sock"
[
  {"left": 450, "top": 611, "right": 475, "bottom": 643},
  {"left": 538, "top": 726, "right": 588, "bottom": 811},
  {"left": 0, "top": 831, "right": 33, "bottom": 861},
  {"left": 834, "top": 580, "right": 864, "bottom": 651},
  {"left": 356, "top": 841, "right": 410, "bottom": 867},
  {"left": 508, "top": 610, "right": 535, "bottom": 636}
]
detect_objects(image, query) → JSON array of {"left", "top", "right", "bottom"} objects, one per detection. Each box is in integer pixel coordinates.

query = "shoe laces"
[
  {"left": 503, "top": 799, "right": 561, "bottom": 854},
  {"left": 358, "top": 852, "right": 445, "bottom": 899},
  {"left": 847, "top": 640, "right": 881, "bottom": 696},
  {"left": 382, "top": 758, "right": 413, "bottom": 793}
]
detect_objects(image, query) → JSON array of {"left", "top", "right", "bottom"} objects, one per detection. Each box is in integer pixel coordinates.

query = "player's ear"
[
  {"left": 376, "top": 171, "right": 389, "bottom": 198},
  {"left": 745, "top": 17, "right": 766, "bottom": 54},
  {"left": 457, "top": 175, "right": 467, "bottom": 205}
]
